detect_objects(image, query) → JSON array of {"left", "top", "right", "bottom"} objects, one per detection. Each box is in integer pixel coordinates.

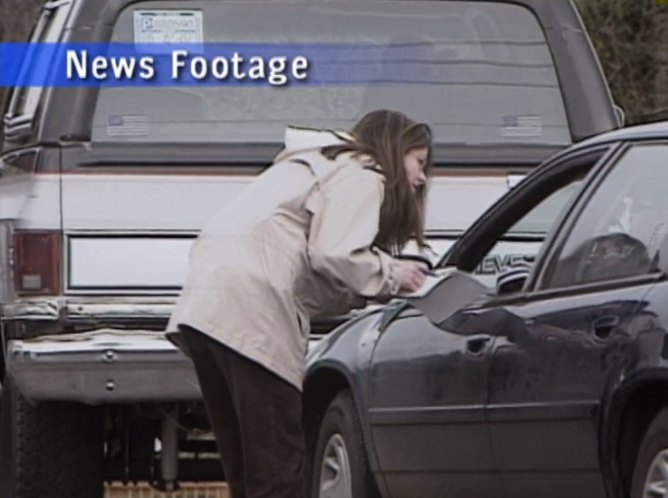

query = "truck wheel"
[
  {"left": 311, "top": 391, "right": 380, "bottom": 498},
  {"left": 0, "top": 376, "right": 105, "bottom": 498},
  {"left": 631, "top": 407, "right": 668, "bottom": 498}
]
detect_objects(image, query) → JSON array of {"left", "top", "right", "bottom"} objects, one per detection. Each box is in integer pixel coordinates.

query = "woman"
[{"left": 167, "top": 109, "right": 433, "bottom": 498}]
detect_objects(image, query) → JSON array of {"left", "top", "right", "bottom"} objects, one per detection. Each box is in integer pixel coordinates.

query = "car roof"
[
  {"left": 571, "top": 120, "right": 668, "bottom": 150},
  {"left": 78, "top": 0, "right": 575, "bottom": 7}
]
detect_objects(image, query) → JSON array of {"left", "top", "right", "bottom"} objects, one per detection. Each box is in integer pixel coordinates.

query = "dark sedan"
[{"left": 304, "top": 121, "right": 668, "bottom": 498}]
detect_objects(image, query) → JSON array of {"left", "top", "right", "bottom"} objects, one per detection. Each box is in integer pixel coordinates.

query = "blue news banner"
[{"left": 0, "top": 42, "right": 439, "bottom": 87}]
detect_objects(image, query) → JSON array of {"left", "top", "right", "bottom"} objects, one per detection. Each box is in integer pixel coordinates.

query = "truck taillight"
[{"left": 13, "top": 231, "right": 61, "bottom": 295}]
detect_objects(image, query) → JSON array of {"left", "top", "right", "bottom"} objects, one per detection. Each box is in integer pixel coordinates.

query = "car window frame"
[
  {"left": 532, "top": 139, "right": 668, "bottom": 296},
  {"left": 2, "top": 0, "right": 73, "bottom": 141}
]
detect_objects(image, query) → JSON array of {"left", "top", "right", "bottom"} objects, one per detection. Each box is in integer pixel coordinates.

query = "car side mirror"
[
  {"left": 496, "top": 273, "right": 528, "bottom": 296},
  {"left": 614, "top": 105, "right": 625, "bottom": 128},
  {"left": 495, "top": 261, "right": 532, "bottom": 296}
]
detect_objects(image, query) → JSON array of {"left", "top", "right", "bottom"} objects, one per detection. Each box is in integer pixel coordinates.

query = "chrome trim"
[
  {"left": 2, "top": 298, "right": 61, "bottom": 320},
  {"left": 1, "top": 297, "right": 375, "bottom": 324},
  {"left": 7, "top": 328, "right": 326, "bottom": 404},
  {"left": 1, "top": 297, "right": 176, "bottom": 321},
  {"left": 0, "top": 221, "right": 15, "bottom": 301},
  {"left": 7, "top": 328, "right": 201, "bottom": 403},
  {"left": 65, "top": 299, "right": 175, "bottom": 320}
]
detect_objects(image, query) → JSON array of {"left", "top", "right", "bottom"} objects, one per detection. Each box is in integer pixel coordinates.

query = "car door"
[
  {"left": 480, "top": 142, "right": 668, "bottom": 498},
  {"left": 367, "top": 309, "right": 501, "bottom": 498},
  {"left": 365, "top": 145, "right": 611, "bottom": 498}
]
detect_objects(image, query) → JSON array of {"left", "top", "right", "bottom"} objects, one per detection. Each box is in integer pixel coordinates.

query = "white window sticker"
[{"left": 133, "top": 10, "right": 204, "bottom": 44}]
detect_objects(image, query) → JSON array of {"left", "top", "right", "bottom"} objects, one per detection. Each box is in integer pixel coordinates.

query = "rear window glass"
[{"left": 92, "top": 0, "right": 570, "bottom": 146}]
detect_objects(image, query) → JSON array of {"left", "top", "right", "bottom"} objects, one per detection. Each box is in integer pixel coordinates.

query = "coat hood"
[{"left": 273, "top": 126, "right": 353, "bottom": 163}]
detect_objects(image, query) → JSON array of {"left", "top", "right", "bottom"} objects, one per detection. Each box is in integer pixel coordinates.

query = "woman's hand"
[{"left": 393, "top": 260, "right": 428, "bottom": 293}]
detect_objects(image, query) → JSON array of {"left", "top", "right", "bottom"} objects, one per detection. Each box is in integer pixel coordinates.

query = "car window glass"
[
  {"left": 652, "top": 230, "right": 668, "bottom": 273},
  {"left": 473, "top": 178, "right": 584, "bottom": 291},
  {"left": 6, "top": 1, "right": 71, "bottom": 120},
  {"left": 91, "top": 0, "right": 569, "bottom": 146},
  {"left": 543, "top": 144, "right": 668, "bottom": 288}
]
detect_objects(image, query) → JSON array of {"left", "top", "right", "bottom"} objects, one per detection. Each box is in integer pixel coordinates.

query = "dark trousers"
[{"left": 178, "top": 326, "right": 306, "bottom": 498}]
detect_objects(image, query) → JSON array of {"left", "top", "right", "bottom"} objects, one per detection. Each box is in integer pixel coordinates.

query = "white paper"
[
  {"left": 397, "top": 266, "right": 457, "bottom": 298},
  {"left": 401, "top": 270, "right": 489, "bottom": 326}
]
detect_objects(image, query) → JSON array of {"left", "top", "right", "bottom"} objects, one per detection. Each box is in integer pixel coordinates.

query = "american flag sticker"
[
  {"left": 501, "top": 115, "right": 542, "bottom": 137},
  {"left": 107, "top": 114, "right": 149, "bottom": 137}
]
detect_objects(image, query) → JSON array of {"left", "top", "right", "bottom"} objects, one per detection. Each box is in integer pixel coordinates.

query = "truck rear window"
[{"left": 91, "top": 0, "right": 570, "bottom": 147}]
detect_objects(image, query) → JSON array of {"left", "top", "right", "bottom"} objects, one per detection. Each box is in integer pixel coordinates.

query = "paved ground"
[{"left": 105, "top": 482, "right": 229, "bottom": 498}]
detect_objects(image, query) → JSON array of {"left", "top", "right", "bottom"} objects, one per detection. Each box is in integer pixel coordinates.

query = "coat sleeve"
[
  {"left": 305, "top": 170, "right": 400, "bottom": 297},
  {"left": 298, "top": 270, "right": 367, "bottom": 319}
]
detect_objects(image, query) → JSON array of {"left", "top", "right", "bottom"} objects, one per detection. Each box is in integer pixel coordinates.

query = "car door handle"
[
  {"left": 465, "top": 335, "right": 492, "bottom": 356},
  {"left": 592, "top": 315, "right": 619, "bottom": 340}
]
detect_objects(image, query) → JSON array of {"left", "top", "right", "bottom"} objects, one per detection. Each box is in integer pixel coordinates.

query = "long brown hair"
[{"left": 323, "top": 110, "right": 433, "bottom": 253}]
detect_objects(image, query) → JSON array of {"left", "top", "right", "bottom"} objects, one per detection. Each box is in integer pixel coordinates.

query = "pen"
[{"left": 419, "top": 267, "right": 437, "bottom": 277}]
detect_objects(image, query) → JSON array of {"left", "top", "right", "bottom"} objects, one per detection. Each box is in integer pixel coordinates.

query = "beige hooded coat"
[{"left": 166, "top": 127, "right": 401, "bottom": 389}]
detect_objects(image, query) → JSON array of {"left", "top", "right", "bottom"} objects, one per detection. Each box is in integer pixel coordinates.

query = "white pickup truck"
[{"left": 0, "top": 0, "right": 619, "bottom": 496}]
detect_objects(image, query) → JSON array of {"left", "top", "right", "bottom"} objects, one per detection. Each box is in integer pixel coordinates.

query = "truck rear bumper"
[{"left": 6, "top": 329, "right": 202, "bottom": 404}]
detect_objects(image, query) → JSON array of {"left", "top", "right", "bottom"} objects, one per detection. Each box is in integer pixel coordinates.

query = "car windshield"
[{"left": 92, "top": 0, "right": 570, "bottom": 146}]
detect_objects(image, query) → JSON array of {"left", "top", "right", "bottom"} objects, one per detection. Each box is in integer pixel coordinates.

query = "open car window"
[
  {"left": 472, "top": 178, "right": 584, "bottom": 290},
  {"left": 442, "top": 148, "right": 613, "bottom": 291}
]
